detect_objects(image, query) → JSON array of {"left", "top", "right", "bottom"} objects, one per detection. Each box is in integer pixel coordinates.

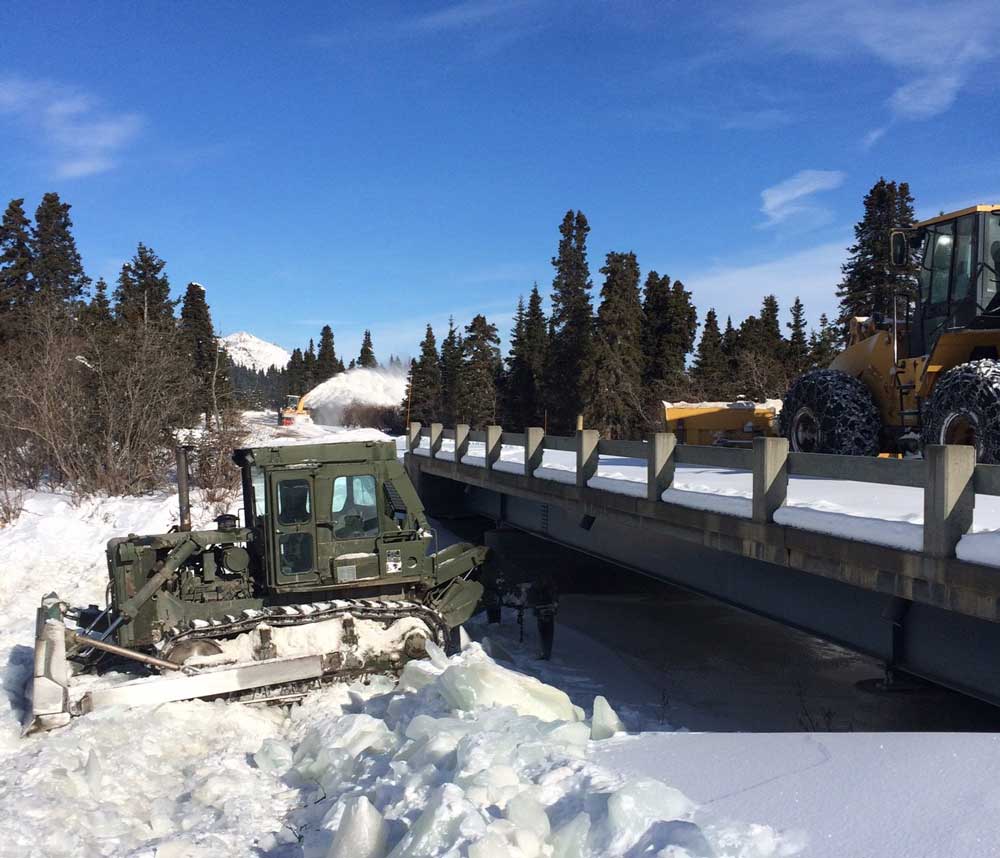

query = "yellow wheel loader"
[
  {"left": 667, "top": 204, "right": 1000, "bottom": 462},
  {"left": 781, "top": 204, "right": 1000, "bottom": 461}
]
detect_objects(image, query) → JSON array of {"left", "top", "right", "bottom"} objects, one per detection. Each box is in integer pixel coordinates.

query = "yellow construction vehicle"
[
  {"left": 664, "top": 401, "right": 778, "bottom": 446},
  {"left": 673, "top": 204, "right": 1000, "bottom": 462},
  {"left": 278, "top": 393, "right": 312, "bottom": 427}
]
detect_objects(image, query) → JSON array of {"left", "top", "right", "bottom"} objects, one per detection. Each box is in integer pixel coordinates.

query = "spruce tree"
[
  {"left": 80, "top": 277, "right": 113, "bottom": 334},
  {"left": 585, "top": 252, "right": 645, "bottom": 437},
  {"left": 691, "top": 308, "right": 727, "bottom": 395},
  {"left": 316, "top": 325, "right": 340, "bottom": 380},
  {"left": 501, "top": 297, "right": 527, "bottom": 426},
  {"left": 642, "top": 272, "right": 697, "bottom": 396},
  {"left": 837, "top": 178, "right": 916, "bottom": 325},
  {"left": 358, "top": 330, "right": 377, "bottom": 368},
  {"left": 32, "top": 192, "right": 89, "bottom": 306},
  {"left": 786, "top": 297, "right": 809, "bottom": 375},
  {"left": 0, "top": 198, "right": 35, "bottom": 342},
  {"left": 460, "top": 314, "right": 501, "bottom": 428},
  {"left": 114, "top": 244, "right": 176, "bottom": 328},
  {"left": 403, "top": 324, "right": 442, "bottom": 424},
  {"left": 286, "top": 348, "right": 305, "bottom": 394},
  {"left": 303, "top": 339, "right": 317, "bottom": 390},
  {"left": 543, "top": 210, "right": 593, "bottom": 433},
  {"left": 809, "top": 314, "right": 841, "bottom": 367},
  {"left": 738, "top": 295, "right": 783, "bottom": 355},
  {"left": 440, "top": 317, "right": 465, "bottom": 425},
  {"left": 179, "top": 282, "right": 223, "bottom": 421}
]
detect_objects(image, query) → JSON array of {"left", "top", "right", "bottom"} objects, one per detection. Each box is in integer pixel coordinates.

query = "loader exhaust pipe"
[{"left": 176, "top": 445, "right": 193, "bottom": 532}]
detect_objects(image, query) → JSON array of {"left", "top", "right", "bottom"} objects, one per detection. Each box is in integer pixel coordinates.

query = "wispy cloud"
[
  {"left": 862, "top": 126, "right": 887, "bottom": 149},
  {"left": 408, "top": 0, "right": 528, "bottom": 33},
  {"left": 760, "top": 169, "right": 845, "bottom": 227},
  {"left": 688, "top": 240, "right": 847, "bottom": 325},
  {"left": 720, "top": 108, "right": 792, "bottom": 131},
  {"left": 310, "top": 0, "right": 540, "bottom": 60},
  {"left": 0, "top": 76, "right": 142, "bottom": 178},
  {"left": 734, "top": 0, "right": 1000, "bottom": 126}
]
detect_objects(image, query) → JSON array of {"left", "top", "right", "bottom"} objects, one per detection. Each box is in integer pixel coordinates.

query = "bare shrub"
[
  {"left": 0, "top": 306, "right": 194, "bottom": 496},
  {"left": 340, "top": 401, "right": 405, "bottom": 435},
  {"left": 192, "top": 410, "right": 248, "bottom": 515}
]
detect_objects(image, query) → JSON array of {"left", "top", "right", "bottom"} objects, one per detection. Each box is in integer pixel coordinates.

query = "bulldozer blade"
[
  {"left": 79, "top": 654, "right": 325, "bottom": 713},
  {"left": 26, "top": 599, "right": 73, "bottom": 734}
]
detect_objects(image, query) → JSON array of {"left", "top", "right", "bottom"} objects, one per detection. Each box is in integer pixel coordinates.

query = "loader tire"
[
  {"left": 780, "top": 369, "right": 880, "bottom": 456},
  {"left": 921, "top": 360, "right": 1000, "bottom": 464}
]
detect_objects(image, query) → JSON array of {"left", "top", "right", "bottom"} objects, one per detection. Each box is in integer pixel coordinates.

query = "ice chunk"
[
  {"left": 467, "top": 832, "right": 511, "bottom": 858},
  {"left": 505, "top": 792, "right": 550, "bottom": 840},
  {"left": 590, "top": 695, "right": 625, "bottom": 740},
  {"left": 424, "top": 639, "right": 451, "bottom": 670},
  {"left": 387, "top": 784, "right": 481, "bottom": 857},
  {"left": 254, "top": 737, "right": 294, "bottom": 773},
  {"left": 437, "top": 657, "right": 579, "bottom": 722},
  {"left": 605, "top": 778, "right": 697, "bottom": 852},
  {"left": 396, "top": 657, "right": 440, "bottom": 692},
  {"left": 551, "top": 812, "right": 591, "bottom": 858},
  {"left": 326, "top": 796, "right": 387, "bottom": 858},
  {"left": 459, "top": 625, "right": 472, "bottom": 650}
]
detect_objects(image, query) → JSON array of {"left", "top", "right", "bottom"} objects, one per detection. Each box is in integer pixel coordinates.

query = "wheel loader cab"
[{"left": 908, "top": 206, "right": 1000, "bottom": 359}]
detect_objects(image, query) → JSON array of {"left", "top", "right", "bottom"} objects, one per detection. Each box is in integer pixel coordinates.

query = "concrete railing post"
[
  {"left": 525, "top": 427, "right": 544, "bottom": 477},
  {"left": 752, "top": 436, "right": 788, "bottom": 523},
  {"left": 455, "top": 424, "right": 470, "bottom": 464},
  {"left": 408, "top": 422, "right": 422, "bottom": 452},
  {"left": 923, "top": 444, "right": 976, "bottom": 558},
  {"left": 577, "top": 429, "right": 600, "bottom": 488},
  {"left": 485, "top": 425, "right": 502, "bottom": 472},
  {"left": 429, "top": 423, "right": 443, "bottom": 459},
  {"left": 648, "top": 432, "right": 676, "bottom": 502}
]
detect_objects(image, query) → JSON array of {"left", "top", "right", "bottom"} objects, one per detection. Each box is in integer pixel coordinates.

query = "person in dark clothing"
[{"left": 527, "top": 574, "right": 558, "bottom": 660}]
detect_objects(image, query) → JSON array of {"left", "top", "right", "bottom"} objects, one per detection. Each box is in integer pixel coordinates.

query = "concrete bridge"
[{"left": 404, "top": 421, "right": 1000, "bottom": 706}]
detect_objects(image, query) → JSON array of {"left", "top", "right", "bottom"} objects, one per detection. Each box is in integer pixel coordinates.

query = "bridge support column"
[
  {"left": 455, "top": 424, "right": 470, "bottom": 463},
  {"left": 429, "top": 423, "right": 443, "bottom": 458},
  {"left": 525, "top": 427, "right": 544, "bottom": 477},
  {"left": 577, "top": 429, "right": 600, "bottom": 488},
  {"left": 752, "top": 436, "right": 788, "bottom": 523},
  {"left": 648, "top": 432, "right": 676, "bottom": 502},
  {"left": 485, "top": 425, "right": 502, "bottom": 472},
  {"left": 408, "top": 422, "right": 421, "bottom": 452},
  {"left": 923, "top": 444, "right": 975, "bottom": 558}
]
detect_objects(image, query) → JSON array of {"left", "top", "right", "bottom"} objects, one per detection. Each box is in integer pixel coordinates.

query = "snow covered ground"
[
  {"left": 420, "top": 440, "right": 1000, "bottom": 562},
  {"left": 0, "top": 414, "right": 799, "bottom": 858}
]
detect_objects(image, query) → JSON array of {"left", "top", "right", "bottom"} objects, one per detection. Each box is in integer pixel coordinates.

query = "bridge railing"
[{"left": 406, "top": 421, "right": 1000, "bottom": 561}]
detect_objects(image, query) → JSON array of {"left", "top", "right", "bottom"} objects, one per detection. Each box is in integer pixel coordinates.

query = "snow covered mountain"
[{"left": 220, "top": 331, "right": 290, "bottom": 372}]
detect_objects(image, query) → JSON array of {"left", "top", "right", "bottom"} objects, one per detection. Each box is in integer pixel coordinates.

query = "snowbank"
[{"left": 304, "top": 366, "right": 408, "bottom": 426}]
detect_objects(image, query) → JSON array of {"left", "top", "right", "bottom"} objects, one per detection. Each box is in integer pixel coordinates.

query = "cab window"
[
  {"left": 919, "top": 221, "right": 954, "bottom": 307},
  {"left": 251, "top": 466, "right": 267, "bottom": 518},
  {"left": 951, "top": 215, "right": 975, "bottom": 302},
  {"left": 986, "top": 214, "right": 1000, "bottom": 308},
  {"left": 277, "top": 479, "right": 311, "bottom": 525},
  {"left": 279, "top": 532, "right": 313, "bottom": 574},
  {"left": 331, "top": 475, "right": 379, "bottom": 538}
]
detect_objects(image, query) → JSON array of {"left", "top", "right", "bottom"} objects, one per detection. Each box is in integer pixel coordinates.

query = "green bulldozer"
[{"left": 28, "top": 440, "right": 487, "bottom": 732}]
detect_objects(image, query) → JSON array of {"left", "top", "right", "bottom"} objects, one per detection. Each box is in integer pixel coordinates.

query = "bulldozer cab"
[
  {"left": 905, "top": 206, "right": 1000, "bottom": 358},
  {"left": 237, "top": 441, "right": 433, "bottom": 596}
]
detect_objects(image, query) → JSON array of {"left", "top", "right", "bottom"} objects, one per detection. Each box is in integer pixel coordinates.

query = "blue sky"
[{"left": 2, "top": 1, "right": 999, "bottom": 361}]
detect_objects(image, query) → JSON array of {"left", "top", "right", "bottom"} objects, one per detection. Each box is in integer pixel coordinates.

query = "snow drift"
[{"left": 304, "top": 365, "right": 408, "bottom": 426}]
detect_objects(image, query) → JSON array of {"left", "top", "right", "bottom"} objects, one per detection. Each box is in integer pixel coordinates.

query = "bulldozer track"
[{"left": 160, "top": 597, "right": 451, "bottom": 656}]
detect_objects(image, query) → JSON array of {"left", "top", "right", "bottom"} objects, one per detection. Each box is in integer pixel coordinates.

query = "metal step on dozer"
[{"left": 28, "top": 440, "right": 487, "bottom": 733}]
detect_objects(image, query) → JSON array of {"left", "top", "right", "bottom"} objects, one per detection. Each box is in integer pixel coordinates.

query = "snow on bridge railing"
[{"left": 405, "top": 421, "right": 1000, "bottom": 561}]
